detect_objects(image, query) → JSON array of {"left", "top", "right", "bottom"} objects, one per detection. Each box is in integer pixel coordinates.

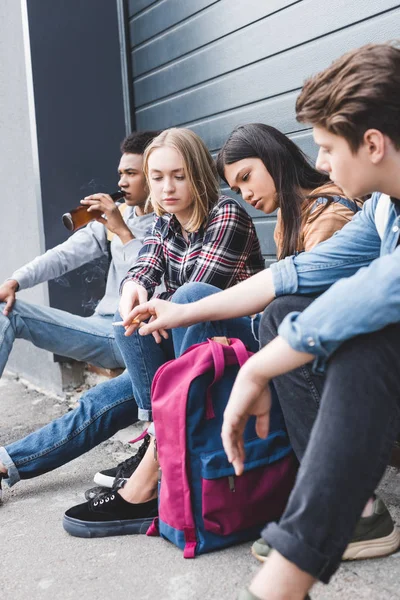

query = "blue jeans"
[
  {"left": 0, "top": 370, "right": 137, "bottom": 486},
  {"left": 0, "top": 299, "right": 125, "bottom": 375},
  {"left": 114, "top": 282, "right": 260, "bottom": 421},
  {"left": 0, "top": 283, "right": 258, "bottom": 487}
]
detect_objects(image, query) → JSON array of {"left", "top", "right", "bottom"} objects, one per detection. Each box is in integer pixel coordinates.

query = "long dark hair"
[{"left": 216, "top": 123, "right": 330, "bottom": 259}]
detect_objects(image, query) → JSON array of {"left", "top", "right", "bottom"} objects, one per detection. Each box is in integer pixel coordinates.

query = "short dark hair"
[
  {"left": 216, "top": 123, "right": 329, "bottom": 259},
  {"left": 296, "top": 43, "right": 400, "bottom": 152},
  {"left": 120, "top": 130, "right": 161, "bottom": 155}
]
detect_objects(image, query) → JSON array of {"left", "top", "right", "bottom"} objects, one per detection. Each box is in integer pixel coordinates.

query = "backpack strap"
[
  {"left": 206, "top": 338, "right": 251, "bottom": 419},
  {"left": 229, "top": 338, "right": 251, "bottom": 366},
  {"left": 206, "top": 340, "right": 227, "bottom": 418},
  {"left": 309, "top": 196, "right": 360, "bottom": 215}
]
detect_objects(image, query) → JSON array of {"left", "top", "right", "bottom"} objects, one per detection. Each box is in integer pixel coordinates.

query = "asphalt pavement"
[{"left": 1, "top": 373, "right": 400, "bottom": 600}]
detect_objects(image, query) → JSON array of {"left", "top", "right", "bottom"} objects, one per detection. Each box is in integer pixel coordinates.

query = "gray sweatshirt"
[{"left": 10, "top": 206, "right": 154, "bottom": 316}]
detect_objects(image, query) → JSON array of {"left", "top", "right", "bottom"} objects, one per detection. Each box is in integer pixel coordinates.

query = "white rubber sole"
[
  {"left": 342, "top": 526, "right": 400, "bottom": 560},
  {"left": 251, "top": 547, "right": 269, "bottom": 563},
  {"left": 251, "top": 527, "right": 400, "bottom": 564}
]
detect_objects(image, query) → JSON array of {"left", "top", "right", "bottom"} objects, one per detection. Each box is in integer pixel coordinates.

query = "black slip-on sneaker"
[
  {"left": 93, "top": 434, "right": 150, "bottom": 488},
  {"left": 63, "top": 490, "right": 158, "bottom": 538},
  {"left": 84, "top": 476, "right": 126, "bottom": 502}
]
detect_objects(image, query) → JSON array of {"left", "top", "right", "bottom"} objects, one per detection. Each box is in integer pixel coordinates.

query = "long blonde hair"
[{"left": 143, "top": 128, "right": 219, "bottom": 232}]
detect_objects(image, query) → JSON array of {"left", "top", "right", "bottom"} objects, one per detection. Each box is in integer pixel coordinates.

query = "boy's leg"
[
  {"left": 0, "top": 371, "right": 137, "bottom": 486},
  {"left": 259, "top": 295, "right": 324, "bottom": 460},
  {"left": 262, "top": 324, "right": 400, "bottom": 583},
  {"left": 0, "top": 300, "right": 124, "bottom": 375}
]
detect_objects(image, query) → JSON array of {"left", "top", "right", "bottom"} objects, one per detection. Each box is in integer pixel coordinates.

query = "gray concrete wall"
[
  {"left": 0, "top": 0, "right": 126, "bottom": 394},
  {"left": 0, "top": 0, "right": 67, "bottom": 393}
]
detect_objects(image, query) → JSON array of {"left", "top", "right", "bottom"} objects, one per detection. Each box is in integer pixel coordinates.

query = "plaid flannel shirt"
[{"left": 122, "top": 196, "right": 264, "bottom": 299}]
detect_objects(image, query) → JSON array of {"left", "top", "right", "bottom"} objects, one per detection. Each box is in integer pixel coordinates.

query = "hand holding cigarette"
[{"left": 112, "top": 317, "right": 144, "bottom": 328}]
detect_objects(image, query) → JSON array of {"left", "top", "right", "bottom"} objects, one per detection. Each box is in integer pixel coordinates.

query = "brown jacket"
[{"left": 274, "top": 184, "right": 362, "bottom": 257}]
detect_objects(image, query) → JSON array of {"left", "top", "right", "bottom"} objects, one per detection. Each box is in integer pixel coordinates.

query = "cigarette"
[{"left": 112, "top": 319, "right": 144, "bottom": 328}]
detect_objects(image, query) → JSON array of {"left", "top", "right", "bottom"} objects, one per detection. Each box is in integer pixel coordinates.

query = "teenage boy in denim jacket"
[{"left": 130, "top": 43, "right": 400, "bottom": 600}]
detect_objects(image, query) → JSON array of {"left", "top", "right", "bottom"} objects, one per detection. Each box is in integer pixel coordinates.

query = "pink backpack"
[{"left": 148, "top": 337, "right": 297, "bottom": 557}]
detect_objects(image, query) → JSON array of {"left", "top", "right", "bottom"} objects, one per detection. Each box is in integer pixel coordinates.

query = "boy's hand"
[
  {"left": 0, "top": 279, "right": 19, "bottom": 315},
  {"left": 222, "top": 336, "right": 315, "bottom": 475},
  {"left": 222, "top": 361, "right": 272, "bottom": 476},
  {"left": 81, "top": 194, "right": 133, "bottom": 243},
  {"left": 129, "top": 299, "right": 191, "bottom": 336}
]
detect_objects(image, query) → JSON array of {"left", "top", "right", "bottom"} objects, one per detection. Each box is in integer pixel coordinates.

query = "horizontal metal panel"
[
  {"left": 128, "top": 0, "right": 158, "bottom": 18},
  {"left": 133, "top": 0, "right": 399, "bottom": 107},
  {"left": 132, "top": 0, "right": 298, "bottom": 76},
  {"left": 130, "top": 0, "right": 218, "bottom": 47},
  {"left": 135, "top": 8, "right": 400, "bottom": 129},
  {"left": 254, "top": 220, "right": 278, "bottom": 256},
  {"left": 190, "top": 90, "right": 304, "bottom": 152},
  {"left": 288, "top": 130, "right": 319, "bottom": 162}
]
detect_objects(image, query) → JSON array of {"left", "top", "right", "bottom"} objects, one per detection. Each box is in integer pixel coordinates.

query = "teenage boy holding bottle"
[
  {"left": 0, "top": 130, "right": 159, "bottom": 377},
  {"left": 0, "top": 131, "right": 159, "bottom": 499}
]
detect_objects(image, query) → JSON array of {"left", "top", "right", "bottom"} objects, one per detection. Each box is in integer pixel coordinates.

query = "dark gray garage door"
[{"left": 125, "top": 0, "right": 400, "bottom": 263}]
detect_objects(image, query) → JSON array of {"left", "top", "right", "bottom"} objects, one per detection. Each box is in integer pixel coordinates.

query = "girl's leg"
[
  {"left": 118, "top": 436, "right": 158, "bottom": 503},
  {"left": 113, "top": 311, "right": 174, "bottom": 421},
  {"left": 170, "top": 282, "right": 259, "bottom": 355}
]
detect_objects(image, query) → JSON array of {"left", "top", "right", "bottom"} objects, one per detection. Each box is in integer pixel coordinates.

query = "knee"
[
  {"left": 260, "top": 296, "right": 307, "bottom": 346},
  {"left": 171, "top": 282, "right": 217, "bottom": 304}
]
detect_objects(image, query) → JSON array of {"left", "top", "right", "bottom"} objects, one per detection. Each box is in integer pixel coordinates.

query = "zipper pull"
[
  {"left": 228, "top": 475, "right": 235, "bottom": 492},
  {"left": 153, "top": 438, "right": 158, "bottom": 461}
]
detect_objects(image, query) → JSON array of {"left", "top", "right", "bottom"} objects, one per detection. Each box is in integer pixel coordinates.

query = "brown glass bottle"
[{"left": 62, "top": 191, "right": 126, "bottom": 231}]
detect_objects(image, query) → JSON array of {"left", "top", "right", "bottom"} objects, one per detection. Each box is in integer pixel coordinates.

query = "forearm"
[
  {"left": 241, "top": 336, "right": 314, "bottom": 384},
  {"left": 278, "top": 247, "right": 400, "bottom": 359},
  {"left": 177, "top": 269, "right": 276, "bottom": 326},
  {"left": 11, "top": 224, "right": 105, "bottom": 289}
]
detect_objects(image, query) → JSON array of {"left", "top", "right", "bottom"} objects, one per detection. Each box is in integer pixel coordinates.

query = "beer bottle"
[{"left": 62, "top": 191, "right": 126, "bottom": 232}]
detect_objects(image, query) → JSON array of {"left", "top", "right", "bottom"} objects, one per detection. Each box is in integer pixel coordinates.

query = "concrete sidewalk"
[{"left": 1, "top": 374, "right": 400, "bottom": 600}]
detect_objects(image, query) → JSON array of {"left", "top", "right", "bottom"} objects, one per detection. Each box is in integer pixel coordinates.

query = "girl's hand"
[
  {"left": 221, "top": 361, "right": 271, "bottom": 476},
  {"left": 119, "top": 281, "right": 148, "bottom": 335}
]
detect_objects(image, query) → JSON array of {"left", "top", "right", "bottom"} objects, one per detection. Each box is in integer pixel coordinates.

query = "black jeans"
[{"left": 259, "top": 296, "right": 400, "bottom": 583}]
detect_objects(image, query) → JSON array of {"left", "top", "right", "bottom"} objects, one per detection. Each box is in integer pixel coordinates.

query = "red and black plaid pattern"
[{"left": 124, "top": 196, "right": 264, "bottom": 299}]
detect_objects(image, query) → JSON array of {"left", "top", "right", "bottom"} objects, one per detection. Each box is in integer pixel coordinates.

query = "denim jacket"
[{"left": 270, "top": 192, "right": 400, "bottom": 368}]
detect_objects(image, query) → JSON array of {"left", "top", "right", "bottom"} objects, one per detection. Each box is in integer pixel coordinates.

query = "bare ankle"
[
  {"left": 119, "top": 481, "right": 158, "bottom": 504},
  {"left": 117, "top": 437, "right": 159, "bottom": 504},
  {"left": 0, "top": 462, "right": 7, "bottom": 475}
]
